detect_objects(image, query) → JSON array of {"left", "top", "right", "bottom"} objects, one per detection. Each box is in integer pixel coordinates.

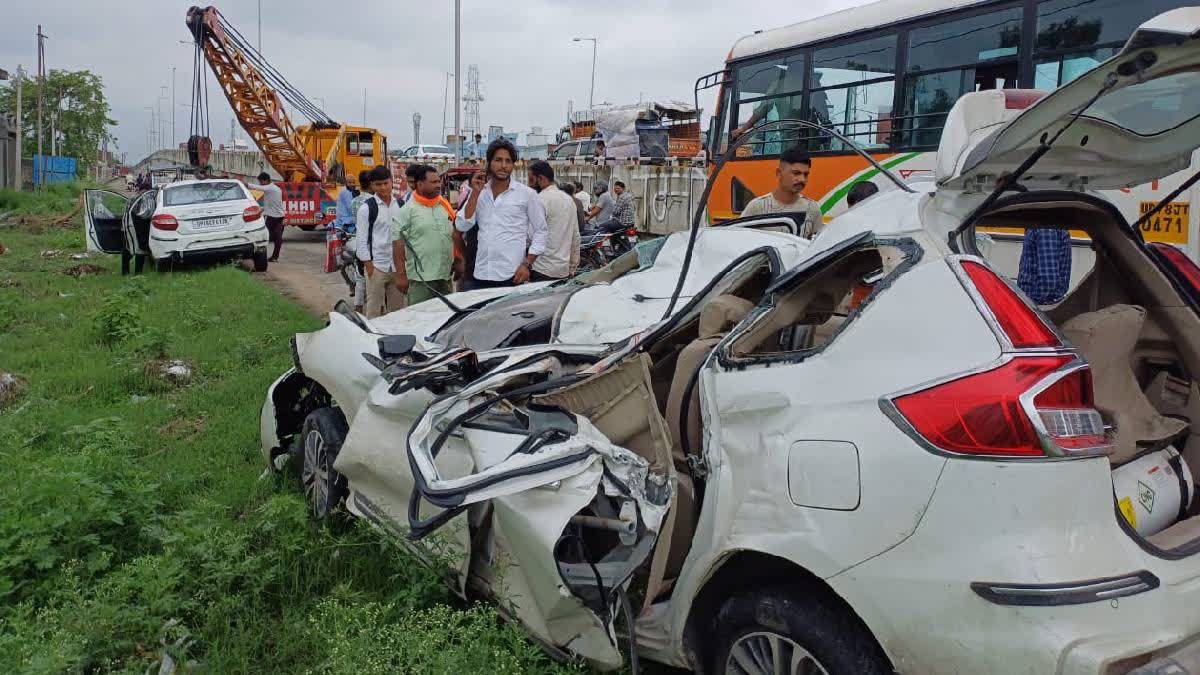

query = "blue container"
[{"left": 32, "top": 155, "right": 78, "bottom": 185}]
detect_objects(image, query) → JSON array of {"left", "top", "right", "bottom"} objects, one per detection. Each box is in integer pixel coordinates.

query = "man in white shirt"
[
  {"left": 574, "top": 181, "right": 591, "bottom": 212},
  {"left": 257, "top": 172, "right": 286, "bottom": 261},
  {"left": 356, "top": 165, "right": 405, "bottom": 318},
  {"left": 527, "top": 161, "right": 580, "bottom": 281},
  {"left": 456, "top": 138, "right": 548, "bottom": 288}
]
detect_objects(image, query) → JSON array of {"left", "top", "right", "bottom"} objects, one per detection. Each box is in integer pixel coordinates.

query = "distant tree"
[{"left": 0, "top": 68, "right": 116, "bottom": 175}]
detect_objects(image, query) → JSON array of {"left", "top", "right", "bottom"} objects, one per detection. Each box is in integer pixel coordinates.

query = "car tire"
[
  {"left": 252, "top": 250, "right": 269, "bottom": 272},
  {"left": 153, "top": 257, "right": 172, "bottom": 273},
  {"left": 298, "top": 407, "right": 349, "bottom": 521},
  {"left": 709, "top": 586, "right": 890, "bottom": 675},
  {"left": 298, "top": 224, "right": 317, "bottom": 231}
]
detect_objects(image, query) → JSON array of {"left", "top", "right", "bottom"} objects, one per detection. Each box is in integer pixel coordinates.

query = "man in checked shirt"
[{"left": 1017, "top": 227, "right": 1072, "bottom": 305}]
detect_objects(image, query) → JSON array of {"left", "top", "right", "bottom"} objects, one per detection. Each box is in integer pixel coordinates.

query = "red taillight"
[
  {"left": 626, "top": 227, "right": 637, "bottom": 237},
  {"left": 243, "top": 204, "right": 263, "bottom": 222},
  {"left": 891, "top": 355, "right": 1111, "bottom": 458},
  {"left": 960, "top": 260, "right": 1061, "bottom": 349},
  {"left": 1148, "top": 242, "right": 1200, "bottom": 294},
  {"left": 151, "top": 213, "right": 179, "bottom": 231},
  {"left": 1032, "top": 367, "right": 1110, "bottom": 451}
]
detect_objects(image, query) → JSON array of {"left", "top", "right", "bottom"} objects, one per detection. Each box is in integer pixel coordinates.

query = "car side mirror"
[{"left": 378, "top": 334, "right": 416, "bottom": 359}]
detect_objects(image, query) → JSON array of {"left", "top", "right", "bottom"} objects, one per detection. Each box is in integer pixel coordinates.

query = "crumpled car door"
[{"left": 403, "top": 350, "right": 673, "bottom": 669}]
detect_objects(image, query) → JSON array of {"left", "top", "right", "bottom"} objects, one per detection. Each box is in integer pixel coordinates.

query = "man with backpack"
[{"left": 356, "top": 165, "right": 404, "bottom": 318}]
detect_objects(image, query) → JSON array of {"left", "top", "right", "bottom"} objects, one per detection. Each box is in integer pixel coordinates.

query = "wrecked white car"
[{"left": 261, "top": 11, "right": 1200, "bottom": 674}]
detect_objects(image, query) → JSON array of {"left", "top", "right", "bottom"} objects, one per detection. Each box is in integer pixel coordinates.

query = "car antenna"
[
  {"left": 661, "top": 117, "right": 912, "bottom": 320},
  {"left": 948, "top": 72, "right": 1121, "bottom": 252}
]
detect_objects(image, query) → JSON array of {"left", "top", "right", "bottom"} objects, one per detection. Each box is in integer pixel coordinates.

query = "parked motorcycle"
[
  {"left": 332, "top": 229, "right": 358, "bottom": 296},
  {"left": 578, "top": 222, "right": 638, "bottom": 271}
]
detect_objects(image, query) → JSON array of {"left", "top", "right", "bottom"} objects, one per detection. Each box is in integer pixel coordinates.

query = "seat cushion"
[
  {"left": 699, "top": 295, "right": 755, "bottom": 338},
  {"left": 1062, "top": 304, "right": 1188, "bottom": 464},
  {"left": 666, "top": 336, "right": 722, "bottom": 467}
]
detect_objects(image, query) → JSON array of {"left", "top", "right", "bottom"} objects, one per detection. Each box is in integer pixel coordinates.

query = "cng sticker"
[
  {"left": 1137, "top": 480, "right": 1156, "bottom": 514},
  {"left": 1119, "top": 497, "right": 1137, "bottom": 528}
]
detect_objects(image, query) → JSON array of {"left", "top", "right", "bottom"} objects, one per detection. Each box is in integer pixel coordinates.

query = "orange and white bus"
[{"left": 703, "top": 0, "right": 1194, "bottom": 254}]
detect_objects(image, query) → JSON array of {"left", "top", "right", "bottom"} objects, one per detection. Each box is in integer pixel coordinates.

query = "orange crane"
[{"left": 184, "top": 6, "right": 389, "bottom": 226}]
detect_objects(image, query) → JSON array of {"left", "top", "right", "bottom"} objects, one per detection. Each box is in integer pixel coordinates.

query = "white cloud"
[{"left": 0, "top": 0, "right": 873, "bottom": 162}]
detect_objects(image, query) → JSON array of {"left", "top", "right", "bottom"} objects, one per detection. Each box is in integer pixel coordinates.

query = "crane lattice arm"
[{"left": 185, "top": 6, "right": 333, "bottom": 182}]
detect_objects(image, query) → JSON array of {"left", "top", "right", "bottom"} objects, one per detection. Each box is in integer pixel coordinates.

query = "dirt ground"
[{"left": 254, "top": 227, "right": 352, "bottom": 317}]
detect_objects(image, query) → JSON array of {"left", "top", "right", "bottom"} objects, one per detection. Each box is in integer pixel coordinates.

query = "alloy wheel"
[
  {"left": 725, "top": 631, "right": 828, "bottom": 675},
  {"left": 301, "top": 429, "right": 331, "bottom": 518}
]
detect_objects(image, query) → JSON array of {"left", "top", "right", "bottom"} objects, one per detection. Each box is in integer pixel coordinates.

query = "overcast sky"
[{"left": 1, "top": 1, "right": 873, "bottom": 163}]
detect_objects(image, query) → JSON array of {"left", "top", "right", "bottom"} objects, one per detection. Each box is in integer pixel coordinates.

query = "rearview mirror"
[{"left": 378, "top": 334, "right": 416, "bottom": 359}]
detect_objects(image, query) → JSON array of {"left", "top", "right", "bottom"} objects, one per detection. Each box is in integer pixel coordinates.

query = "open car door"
[
  {"left": 938, "top": 7, "right": 1200, "bottom": 192},
  {"left": 83, "top": 189, "right": 130, "bottom": 254}
]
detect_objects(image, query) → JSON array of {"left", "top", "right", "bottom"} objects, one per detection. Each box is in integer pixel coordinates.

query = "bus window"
[
  {"left": 807, "top": 34, "right": 896, "bottom": 153},
  {"left": 733, "top": 52, "right": 806, "bottom": 157},
  {"left": 1033, "top": 0, "right": 1181, "bottom": 88},
  {"left": 346, "top": 132, "right": 360, "bottom": 156},
  {"left": 900, "top": 7, "right": 1023, "bottom": 148}
]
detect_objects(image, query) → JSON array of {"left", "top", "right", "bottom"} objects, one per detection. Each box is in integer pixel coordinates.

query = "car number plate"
[
  {"left": 190, "top": 216, "right": 231, "bottom": 230},
  {"left": 1138, "top": 201, "right": 1189, "bottom": 245}
]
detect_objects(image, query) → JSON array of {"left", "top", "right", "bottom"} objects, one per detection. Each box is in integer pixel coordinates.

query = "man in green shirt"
[{"left": 392, "top": 164, "right": 459, "bottom": 306}]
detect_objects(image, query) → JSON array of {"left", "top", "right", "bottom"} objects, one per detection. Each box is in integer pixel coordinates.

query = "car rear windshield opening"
[{"left": 163, "top": 182, "right": 246, "bottom": 207}]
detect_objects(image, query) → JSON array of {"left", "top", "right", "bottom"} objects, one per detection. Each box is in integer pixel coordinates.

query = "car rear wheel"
[
  {"left": 152, "top": 257, "right": 171, "bottom": 273},
  {"left": 710, "top": 586, "right": 890, "bottom": 675},
  {"left": 298, "top": 407, "right": 348, "bottom": 521},
  {"left": 252, "top": 249, "right": 269, "bottom": 272}
]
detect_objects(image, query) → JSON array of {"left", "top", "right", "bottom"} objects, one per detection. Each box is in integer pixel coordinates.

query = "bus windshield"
[{"left": 706, "top": 0, "right": 1192, "bottom": 230}]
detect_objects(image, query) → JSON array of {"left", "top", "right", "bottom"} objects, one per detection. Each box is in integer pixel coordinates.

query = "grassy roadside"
[{"left": 0, "top": 184, "right": 574, "bottom": 673}]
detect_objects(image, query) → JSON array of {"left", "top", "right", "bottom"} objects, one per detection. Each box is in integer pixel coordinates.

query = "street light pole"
[
  {"left": 572, "top": 37, "right": 598, "bottom": 111},
  {"left": 454, "top": 0, "right": 461, "bottom": 165},
  {"left": 442, "top": 72, "right": 452, "bottom": 141},
  {"left": 171, "top": 67, "right": 176, "bottom": 149},
  {"left": 257, "top": 0, "right": 262, "bottom": 53}
]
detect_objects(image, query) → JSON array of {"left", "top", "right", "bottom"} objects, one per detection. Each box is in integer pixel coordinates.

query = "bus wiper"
[
  {"left": 402, "top": 239, "right": 465, "bottom": 314},
  {"left": 949, "top": 72, "right": 1120, "bottom": 251}
]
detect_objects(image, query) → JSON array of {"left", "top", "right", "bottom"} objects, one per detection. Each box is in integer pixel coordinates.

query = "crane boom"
[{"left": 185, "top": 6, "right": 326, "bottom": 182}]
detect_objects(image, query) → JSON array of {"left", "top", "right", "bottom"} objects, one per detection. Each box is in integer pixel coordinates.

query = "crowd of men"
[{"left": 331, "top": 137, "right": 595, "bottom": 318}]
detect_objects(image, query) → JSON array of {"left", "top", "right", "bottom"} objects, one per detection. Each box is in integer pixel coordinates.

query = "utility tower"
[
  {"left": 463, "top": 64, "right": 483, "bottom": 139},
  {"left": 412, "top": 112, "right": 421, "bottom": 145}
]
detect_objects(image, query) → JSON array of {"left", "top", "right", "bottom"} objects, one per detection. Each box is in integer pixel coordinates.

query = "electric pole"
[
  {"left": 454, "top": 0, "right": 461, "bottom": 164},
  {"left": 362, "top": 88, "right": 367, "bottom": 126},
  {"left": 13, "top": 66, "right": 23, "bottom": 190},
  {"left": 171, "top": 67, "right": 177, "bottom": 149},
  {"left": 36, "top": 25, "right": 46, "bottom": 189}
]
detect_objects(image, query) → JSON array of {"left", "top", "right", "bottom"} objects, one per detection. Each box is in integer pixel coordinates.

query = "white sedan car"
[
  {"left": 84, "top": 179, "right": 270, "bottom": 273},
  {"left": 261, "top": 10, "right": 1200, "bottom": 673},
  {"left": 398, "top": 144, "right": 457, "bottom": 160}
]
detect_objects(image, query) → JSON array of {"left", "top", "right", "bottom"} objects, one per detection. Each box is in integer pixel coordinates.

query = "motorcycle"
[
  {"left": 578, "top": 222, "right": 638, "bottom": 271},
  {"left": 330, "top": 228, "right": 358, "bottom": 296}
]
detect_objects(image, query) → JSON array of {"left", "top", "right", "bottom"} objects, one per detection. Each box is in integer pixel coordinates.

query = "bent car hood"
[
  {"left": 555, "top": 227, "right": 809, "bottom": 344},
  {"left": 370, "top": 227, "right": 810, "bottom": 350}
]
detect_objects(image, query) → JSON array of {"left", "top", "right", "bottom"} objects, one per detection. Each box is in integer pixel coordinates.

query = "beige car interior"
[
  {"left": 533, "top": 254, "right": 776, "bottom": 604},
  {"left": 978, "top": 200, "right": 1200, "bottom": 550}
]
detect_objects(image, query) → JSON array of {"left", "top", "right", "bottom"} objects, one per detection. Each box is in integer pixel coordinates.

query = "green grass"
[
  {"left": 0, "top": 181, "right": 94, "bottom": 217},
  {"left": 0, "top": 195, "right": 576, "bottom": 673}
]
